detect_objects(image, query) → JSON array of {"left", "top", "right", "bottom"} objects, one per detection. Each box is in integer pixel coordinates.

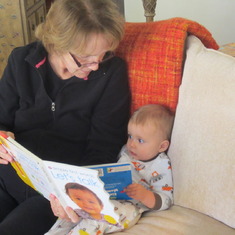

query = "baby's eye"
[
  {"left": 128, "top": 134, "right": 133, "bottom": 139},
  {"left": 138, "top": 139, "right": 145, "bottom": 144}
]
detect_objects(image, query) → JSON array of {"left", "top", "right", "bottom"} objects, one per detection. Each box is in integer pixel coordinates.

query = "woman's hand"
[
  {"left": 0, "top": 131, "right": 15, "bottom": 139},
  {"left": 49, "top": 194, "right": 81, "bottom": 223},
  {"left": 0, "top": 131, "right": 15, "bottom": 164}
]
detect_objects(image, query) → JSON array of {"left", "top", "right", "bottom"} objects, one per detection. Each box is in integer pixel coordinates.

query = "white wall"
[{"left": 124, "top": 0, "right": 235, "bottom": 46}]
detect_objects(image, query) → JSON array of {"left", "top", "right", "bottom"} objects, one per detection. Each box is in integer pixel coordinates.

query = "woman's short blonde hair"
[
  {"left": 35, "top": 0, "right": 124, "bottom": 54},
  {"left": 129, "top": 104, "right": 175, "bottom": 140}
]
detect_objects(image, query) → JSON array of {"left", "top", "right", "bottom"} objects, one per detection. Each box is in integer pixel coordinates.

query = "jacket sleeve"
[
  {"left": 0, "top": 50, "right": 20, "bottom": 132},
  {"left": 83, "top": 58, "right": 131, "bottom": 165}
]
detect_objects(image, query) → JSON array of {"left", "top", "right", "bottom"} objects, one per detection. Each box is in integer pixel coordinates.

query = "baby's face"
[
  {"left": 126, "top": 122, "right": 166, "bottom": 161},
  {"left": 68, "top": 189, "right": 103, "bottom": 216}
]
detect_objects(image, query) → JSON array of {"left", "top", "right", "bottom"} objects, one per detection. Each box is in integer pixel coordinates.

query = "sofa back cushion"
[{"left": 168, "top": 35, "right": 235, "bottom": 228}]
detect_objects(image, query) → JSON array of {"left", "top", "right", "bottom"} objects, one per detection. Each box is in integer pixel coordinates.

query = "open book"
[{"left": 0, "top": 133, "right": 132, "bottom": 223}]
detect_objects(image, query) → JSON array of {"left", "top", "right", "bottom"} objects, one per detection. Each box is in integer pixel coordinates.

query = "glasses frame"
[{"left": 69, "top": 51, "right": 114, "bottom": 69}]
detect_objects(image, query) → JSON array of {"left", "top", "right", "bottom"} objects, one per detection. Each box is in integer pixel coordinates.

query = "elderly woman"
[{"left": 0, "top": 0, "right": 130, "bottom": 234}]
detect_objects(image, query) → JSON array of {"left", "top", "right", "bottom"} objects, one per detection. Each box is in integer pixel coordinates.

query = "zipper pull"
[{"left": 51, "top": 102, "right": 56, "bottom": 112}]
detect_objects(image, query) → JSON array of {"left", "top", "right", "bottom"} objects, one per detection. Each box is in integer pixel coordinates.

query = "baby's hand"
[
  {"left": 124, "top": 183, "right": 156, "bottom": 208},
  {"left": 124, "top": 183, "right": 148, "bottom": 201}
]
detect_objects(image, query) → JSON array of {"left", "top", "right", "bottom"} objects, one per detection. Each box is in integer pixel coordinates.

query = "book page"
[
  {"left": 0, "top": 135, "right": 52, "bottom": 199},
  {"left": 43, "top": 160, "right": 119, "bottom": 224}
]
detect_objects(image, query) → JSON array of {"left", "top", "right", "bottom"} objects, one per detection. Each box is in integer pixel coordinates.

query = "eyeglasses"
[{"left": 69, "top": 51, "right": 114, "bottom": 69}]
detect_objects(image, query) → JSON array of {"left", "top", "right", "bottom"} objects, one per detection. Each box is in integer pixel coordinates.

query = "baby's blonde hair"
[
  {"left": 129, "top": 104, "right": 174, "bottom": 140},
  {"left": 35, "top": 0, "right": 124, "bottom": 54}
]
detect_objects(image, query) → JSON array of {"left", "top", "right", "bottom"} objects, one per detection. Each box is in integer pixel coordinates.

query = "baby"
[{"left": 46, "top": 104, "right": 174, "bottom": 235}]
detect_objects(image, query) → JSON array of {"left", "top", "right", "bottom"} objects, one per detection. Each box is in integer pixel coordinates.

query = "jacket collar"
[{"left": 25, "top": 41, "right": 48, "bottom": 69}]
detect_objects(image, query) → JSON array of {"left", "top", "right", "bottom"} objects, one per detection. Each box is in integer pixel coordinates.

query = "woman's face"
[{"left": 61, "top": 34, "right": 112, "bottom": 79}]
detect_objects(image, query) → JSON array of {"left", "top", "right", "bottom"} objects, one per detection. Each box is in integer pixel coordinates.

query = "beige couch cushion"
[
  {"left": 115, "top": 206, "right": 235, "bottom": 235},
  {"left": 168, "top": 35, "right": 235, "bottom": 229}
]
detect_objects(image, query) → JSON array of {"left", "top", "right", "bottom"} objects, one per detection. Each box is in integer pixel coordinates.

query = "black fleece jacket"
[{"left": 0, "top": 42, "right": 130, "bottom": 165}]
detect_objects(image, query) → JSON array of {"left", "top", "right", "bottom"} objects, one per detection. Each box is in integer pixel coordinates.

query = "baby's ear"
[{"left": 159, "top": 140, "right": 170, "bottom": 152}]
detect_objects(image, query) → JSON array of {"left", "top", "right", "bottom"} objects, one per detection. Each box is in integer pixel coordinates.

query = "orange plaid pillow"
[{"left": 116, "top": 18, "right": 218, "bottom": 113}]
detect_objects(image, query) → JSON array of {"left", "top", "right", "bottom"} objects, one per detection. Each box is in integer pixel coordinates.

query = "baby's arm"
[{"left": 124, "top": 183, "right": 162, "bottom": 209}]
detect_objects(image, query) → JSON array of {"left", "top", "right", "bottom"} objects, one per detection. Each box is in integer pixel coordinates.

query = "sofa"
[{"left": 113, "top": 18, "right": 235, "bottom": 234}]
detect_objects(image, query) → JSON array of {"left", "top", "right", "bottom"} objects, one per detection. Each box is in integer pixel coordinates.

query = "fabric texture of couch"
[{"left": 114, "top": 18, "right": 235, "bottom": 234}]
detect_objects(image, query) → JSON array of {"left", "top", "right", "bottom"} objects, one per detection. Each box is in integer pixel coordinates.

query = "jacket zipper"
[
  {"left": 51, "top": 101, "right": 55, "bottom": 120},
  {"left": 33, "top": 58, "right": 57, "bottom": 121},
  {"left": 51, "top": 102, "right": 56, "bottom": 112},
  {"left": 51, "top": 102, "right": 56, "bottom": 119}
]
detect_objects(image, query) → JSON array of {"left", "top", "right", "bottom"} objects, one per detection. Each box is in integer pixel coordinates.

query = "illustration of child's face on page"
[{"left": 68, "top": 188, "right": 103, "bottom": 219}]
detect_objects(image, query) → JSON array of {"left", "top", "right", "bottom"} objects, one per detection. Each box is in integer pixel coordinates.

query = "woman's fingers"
[
  {"left": 0, "top": 145, "right": 13, "bottom": 164},
  {"left": 0, "top": 131, "right": 15, "bottom": 164},
  {"left": 6, "top": 131, "right": 15, "bottom": 139},
  {"left": 65, "top": 206, "right": 81, "bottom": 223},
  {"left": 49, "top": 194, "right": 70, "bottom": 220}
]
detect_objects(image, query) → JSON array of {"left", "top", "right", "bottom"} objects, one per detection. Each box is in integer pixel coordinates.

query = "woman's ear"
[{"left": 159, "top": 140, "right": 170, "bottom": 152}]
